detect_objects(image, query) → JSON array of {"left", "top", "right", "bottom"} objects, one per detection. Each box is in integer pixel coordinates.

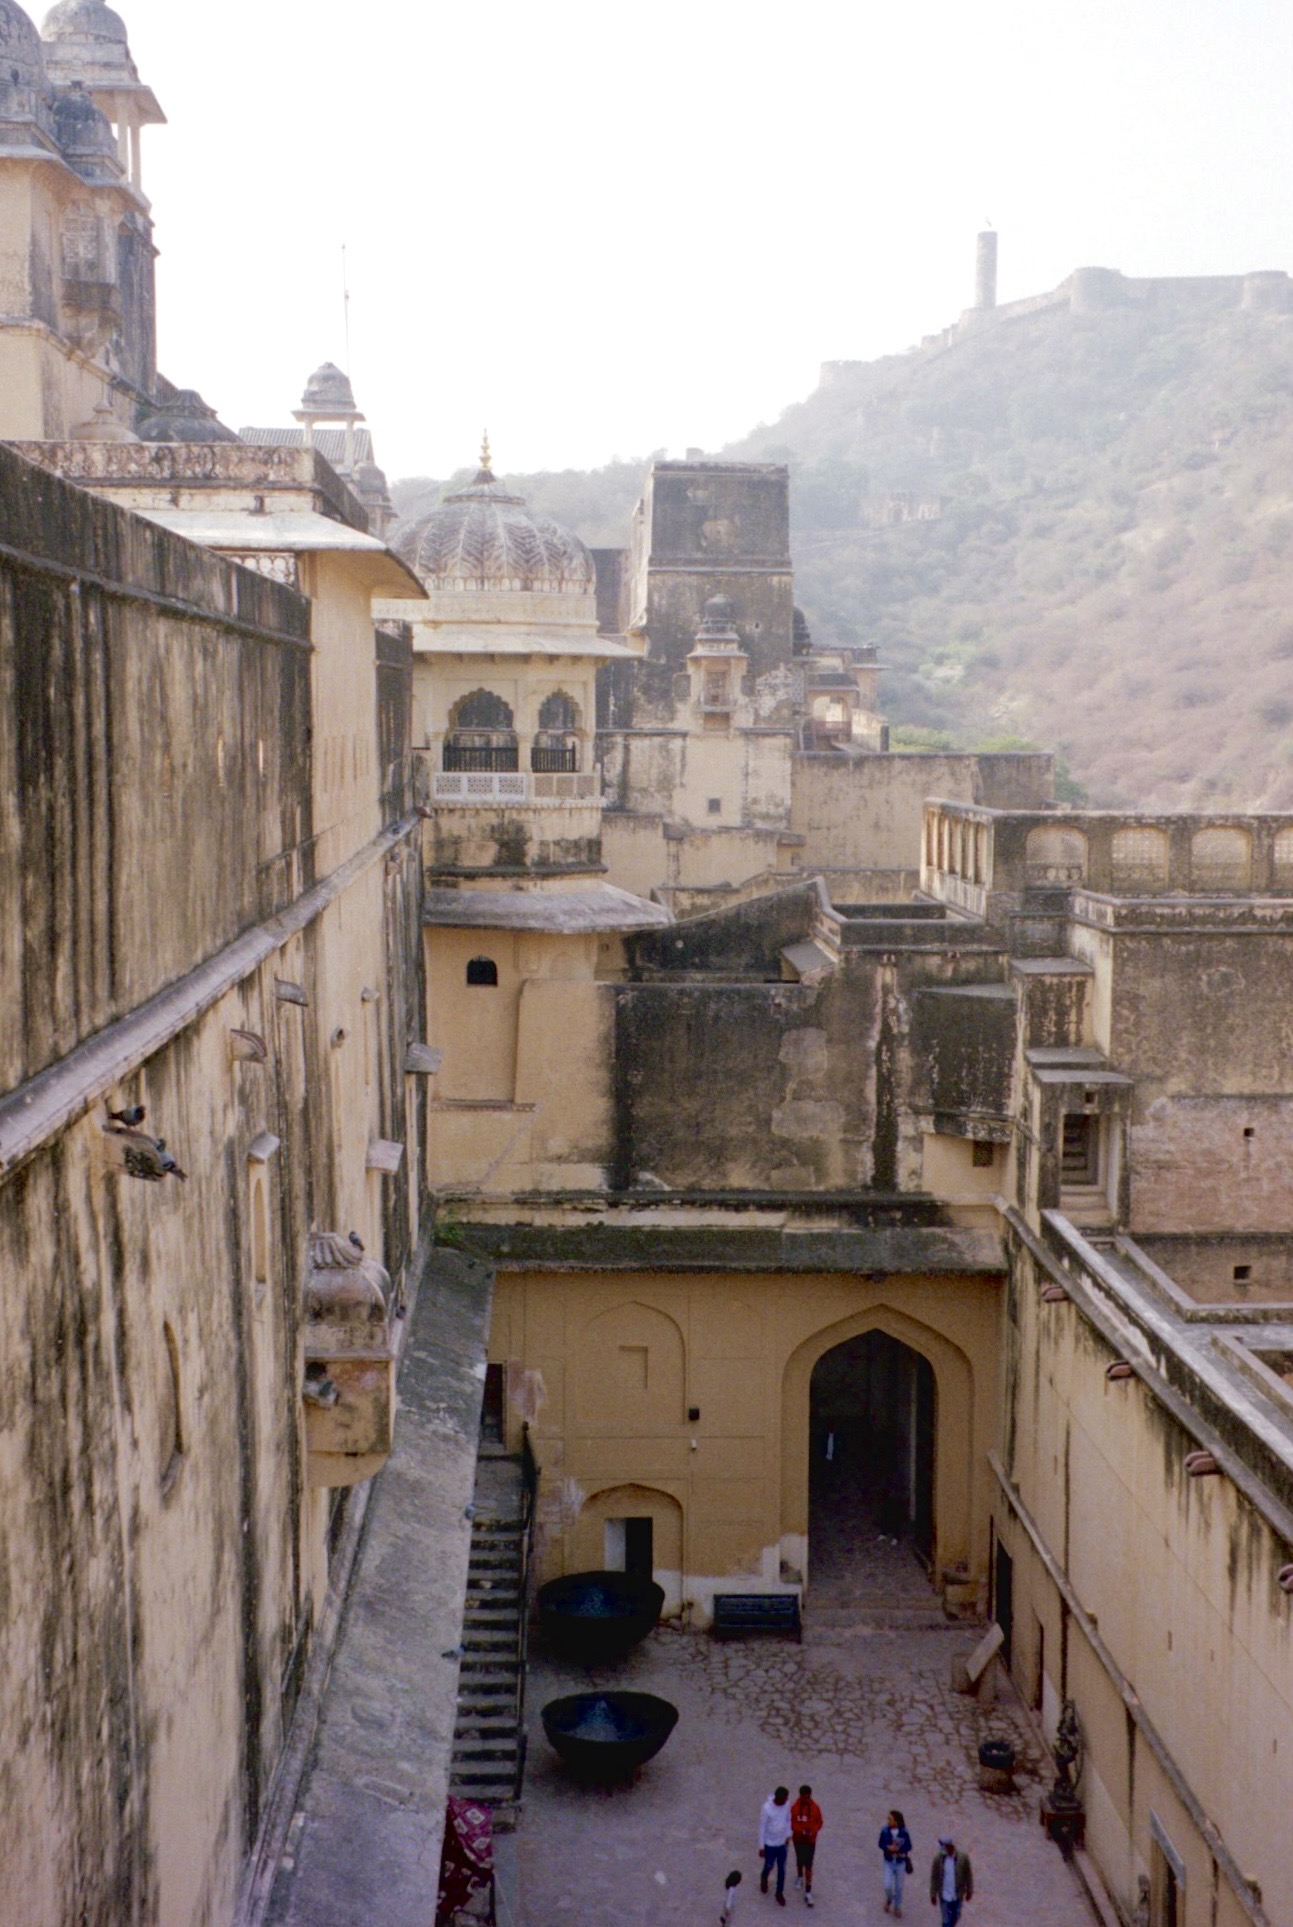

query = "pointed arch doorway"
[{"left": 809, "top": 1330, "right": 936, "bottom": 1607}]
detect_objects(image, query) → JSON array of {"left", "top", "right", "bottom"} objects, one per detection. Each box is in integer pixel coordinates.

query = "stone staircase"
[{"left": 449, "top": 1450, "right": 532, "bottom": 1822}]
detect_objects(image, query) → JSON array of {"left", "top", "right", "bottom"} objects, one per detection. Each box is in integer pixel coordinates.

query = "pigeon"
[
  {"left": 154, "top": 1140, "right": 187, "bottom": 1182},
  {"left": 107, "top": 1104, "right": 146, "bottom": 1128},
  {"left": 348, "top": 1231, "right": 365, "bottom": 1252}
]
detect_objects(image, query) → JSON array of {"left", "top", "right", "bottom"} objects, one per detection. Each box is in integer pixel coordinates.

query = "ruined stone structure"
[
  {"left": 820, "top": 232, "right": 1293, "bottom": 388},
  {"left": 2, "top": 8, "right": 1292, "bottom": 1922}
]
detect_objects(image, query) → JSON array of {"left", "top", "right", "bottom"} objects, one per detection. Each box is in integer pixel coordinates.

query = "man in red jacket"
[{"left": 790, "top": 1785, "right": 824, "bottom": 1907}]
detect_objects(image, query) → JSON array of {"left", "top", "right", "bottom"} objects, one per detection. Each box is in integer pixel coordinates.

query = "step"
[
  {"left": 453, "top": 1772, "right": 518, "bottom": 1796},
  {"left": 806, "top": 1605, "right": 949, "bottom": 1631}
]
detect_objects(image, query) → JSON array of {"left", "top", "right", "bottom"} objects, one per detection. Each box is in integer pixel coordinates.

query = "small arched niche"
[
  {"left": 1110, "top": 826, "right": 1169, "bottom": 891},
  {"left": 1191, "top": 825, "right": 1251, "bottom": 891},
  {"left": 466, "top": 956, "right": 499, "bottom": 987}
]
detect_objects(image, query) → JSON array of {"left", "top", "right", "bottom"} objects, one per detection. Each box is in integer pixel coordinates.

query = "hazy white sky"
[{"left": 92, "top": 0, "right": 1293, "bottom": 480}]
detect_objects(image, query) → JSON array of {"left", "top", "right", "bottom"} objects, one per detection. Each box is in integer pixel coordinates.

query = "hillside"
[{"left": 393, "top": 283, "right": 1293, "bottom": 809}]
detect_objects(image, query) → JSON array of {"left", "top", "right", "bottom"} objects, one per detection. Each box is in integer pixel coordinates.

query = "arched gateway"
[
  {"left": 781, "top": 1307, "right": 977, "bottom": 1612},
  {"left": 810, "top": 1331, "right": 936, "bottom": 1569}
]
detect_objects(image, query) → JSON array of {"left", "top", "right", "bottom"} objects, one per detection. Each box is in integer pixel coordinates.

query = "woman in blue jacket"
[{"left": 878, "top": 1809, "right": 914, "bottom": 1916}]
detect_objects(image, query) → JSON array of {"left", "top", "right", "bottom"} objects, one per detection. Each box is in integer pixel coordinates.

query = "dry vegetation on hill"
[{"left": 394, "top": 290, "right": 1293, "bottom": 808}]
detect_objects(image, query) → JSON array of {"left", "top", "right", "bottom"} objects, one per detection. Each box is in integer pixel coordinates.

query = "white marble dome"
[{"left": 401, "top": 456, "right": 594, "bottom": 596}]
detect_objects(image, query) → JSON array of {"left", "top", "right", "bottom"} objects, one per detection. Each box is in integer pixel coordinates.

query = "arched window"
[
  {"left": 466, "top": 956, "right": 499, "bottom": 987},
  {"left": 533, "top": 690, "right": 581, "bottom": 772},
  {"left": 444, "top": 690, "right": 518, "bottom": 772}
]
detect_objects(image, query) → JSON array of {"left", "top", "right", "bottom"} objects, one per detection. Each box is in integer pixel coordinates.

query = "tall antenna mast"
[{"left": 341, "top": 242, "right": 351, "bottom": 375}]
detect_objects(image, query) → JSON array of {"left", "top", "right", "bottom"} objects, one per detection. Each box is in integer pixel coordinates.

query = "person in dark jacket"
[
  {"left": 878, "top": 1809, "right": 913, "bottom": 1915},
  {"left": 929, "top": 1835, "right": 973, "bottom": 1926}
]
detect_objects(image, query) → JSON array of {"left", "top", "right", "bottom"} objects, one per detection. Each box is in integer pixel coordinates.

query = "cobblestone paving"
[{"left": 518, "top": 1625, "right": 1092, "bottom": 1927}]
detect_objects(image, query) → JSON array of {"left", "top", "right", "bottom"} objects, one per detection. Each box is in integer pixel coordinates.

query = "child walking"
[{"left": 720, "top": 1869, "right": 742, "bottom": 1921}]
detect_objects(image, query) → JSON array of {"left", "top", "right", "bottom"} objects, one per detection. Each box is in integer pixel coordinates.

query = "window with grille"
[{"left": 62, "top": 205, "right": 102, "bottom": 281}]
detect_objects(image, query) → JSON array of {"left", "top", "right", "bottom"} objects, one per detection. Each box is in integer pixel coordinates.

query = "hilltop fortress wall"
[{"left": 820, "top": 260, "right": 1293, "bottom": 388}]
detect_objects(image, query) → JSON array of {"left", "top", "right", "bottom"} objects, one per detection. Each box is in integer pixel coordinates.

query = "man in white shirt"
[{"left": 759, "top": 1786, "right": 793, "bottom": 1907}]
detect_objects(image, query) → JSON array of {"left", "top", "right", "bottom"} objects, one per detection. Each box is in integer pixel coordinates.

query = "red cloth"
[
  {"left": 436, "top": 1797, "right": 494, "bottom": 1923},
  {"left": 791, "top": 1797, "right": 823, "bottom": 1842}
]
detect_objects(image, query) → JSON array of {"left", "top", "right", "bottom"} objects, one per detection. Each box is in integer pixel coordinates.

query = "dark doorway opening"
[
  {"left": 809, "top": 1331, "right": 937, "bottom": 1609},
  {"left": 993, "top": 1540, "right": 1014, "bottom": 1670},
  {"left": 480, "top": 1362, "right": 505, "bottom": 1444},
  {"left": 624, "top": 1517, "right": 654, "bottom": 1581}
]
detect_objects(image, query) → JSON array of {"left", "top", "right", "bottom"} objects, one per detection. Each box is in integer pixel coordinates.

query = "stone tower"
[{"left": 975, "top": 228, "right": 998, "bottom": 310}]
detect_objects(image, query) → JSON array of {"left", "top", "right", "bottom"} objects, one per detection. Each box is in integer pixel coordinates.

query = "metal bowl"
[
  {"left": 536, "top": 1569, "right": 664, "bottom": 1665},
  {"left": 540, "top": 1690, "right": 679, "bottom": 1781}
]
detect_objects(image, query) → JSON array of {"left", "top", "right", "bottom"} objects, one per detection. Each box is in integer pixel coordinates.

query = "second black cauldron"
[{"left": 541, "top": 1691, "right": 678, "bottom": 1781}]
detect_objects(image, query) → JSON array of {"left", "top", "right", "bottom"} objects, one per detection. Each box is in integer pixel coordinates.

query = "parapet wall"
[
  {"left": 792, "top": 752, "right": 1053, "bottom": 875},
  {"left": 0, "top": 442, "right": 314, "bottom": 1090}
]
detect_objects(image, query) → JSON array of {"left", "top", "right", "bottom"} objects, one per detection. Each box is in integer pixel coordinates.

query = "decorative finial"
[{"left": 480, "top": 429, "right": 491, "bottom": 472}]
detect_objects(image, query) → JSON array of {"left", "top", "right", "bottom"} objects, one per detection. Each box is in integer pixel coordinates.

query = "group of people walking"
[{"left": 720, "top": 1793, "right": 974, "bottom": 1923}]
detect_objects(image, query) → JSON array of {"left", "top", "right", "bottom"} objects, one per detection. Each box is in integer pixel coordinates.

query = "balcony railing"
[
  {"left": 433, "top": 770, "right": 530, "bottom": 803},
  {"left": 530, "top": 744, "right": 579, "bottom": 773},
  {"left": 442, "top": 744, "right": 519, "bottom": 773},
  {"left": 430, "top": 768, "right": 601, "bottom": 805}
]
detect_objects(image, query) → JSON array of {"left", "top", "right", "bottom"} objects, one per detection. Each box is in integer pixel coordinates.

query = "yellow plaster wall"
[
  {"left": 427, "top": 928, "right": 614, "bottom": 1194},
  {"left": 996, "top": 1258, "right": 1293, "bottom": 1926},
  {"left": 490, "top": 1267, "right": 1002, "bottom": 1625},
  {"left": 304, "top": 554, "right": 384, "bottom": 874}
]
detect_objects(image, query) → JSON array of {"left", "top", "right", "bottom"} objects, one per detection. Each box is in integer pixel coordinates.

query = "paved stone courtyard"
[{"left": 518, "top": 1621, "right": 1093, "bottom": 1927}]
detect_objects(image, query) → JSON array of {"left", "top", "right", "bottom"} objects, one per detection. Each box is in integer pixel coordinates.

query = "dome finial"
[{"left": 480, "top": 429, "right": 492, "bottom": 474}]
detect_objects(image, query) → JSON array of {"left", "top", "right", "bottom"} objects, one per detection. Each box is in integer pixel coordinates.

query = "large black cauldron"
[
  {"left": 537, "top": 1570, "right": 664, "bottom": 1666},
  {"left": 541, "top": 1691, "right": 679, "bottom": 1782}
]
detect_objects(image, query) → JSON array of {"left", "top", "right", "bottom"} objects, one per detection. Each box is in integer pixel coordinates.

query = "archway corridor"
[{"left": 807, "top": 1329, "right": 944, "bottom": 1627}]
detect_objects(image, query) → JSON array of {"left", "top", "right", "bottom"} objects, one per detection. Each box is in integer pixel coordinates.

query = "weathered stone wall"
[
  {"left": 628, "top": 881, "right": 820, "bottom": 980},
  {"left": 1104, "top": 927, "right": 1293, "bottom": 1233},
  {"left": 611, "top": 931, "right": 1010, "bottom": 1196},
  {"left": 0, "top": 443, "right": 312, "bottom": 1088},
  {"left": 997, "top": 1230, "right": 1293, "bottom": 1927},
  {"left": 792, "top": 751, "right": 1053, "bottom": 875},
  {"left": 0, "top": 447, "right": 427, "bottom": 1921}
]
